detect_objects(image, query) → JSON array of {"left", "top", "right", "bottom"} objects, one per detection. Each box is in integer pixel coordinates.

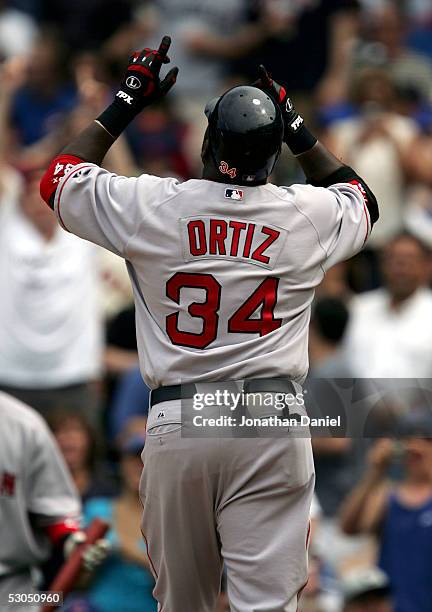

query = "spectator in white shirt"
[
  {"left": 324, "top": 69, "right": 418, "bottom": 249},
  {"left": 0, "top": 168, "right": 103, "bottom": 422},
  {"left": 344, "top": 231, "right": 432, "bottom": 378}
]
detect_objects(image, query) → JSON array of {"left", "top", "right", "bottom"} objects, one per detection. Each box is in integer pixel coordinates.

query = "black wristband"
[
  {"left": 284, "top": 124, "right": 317, "bottom": 156},
  {"left": 96, "top": 99, "right": 139, "bottom": 139}
]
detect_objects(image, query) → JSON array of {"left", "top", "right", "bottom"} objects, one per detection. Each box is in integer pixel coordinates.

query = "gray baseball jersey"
[
  {"left": 0, "top": 392, "right": 80, "bottom": 576},
  {"left": 54, "top": 166, "right": 370, "bottom": 389}
]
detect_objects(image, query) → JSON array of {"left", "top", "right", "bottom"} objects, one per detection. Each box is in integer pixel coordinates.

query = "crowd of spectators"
[{"left": 1, "top": 0, "right": 432, "bottom": 610}]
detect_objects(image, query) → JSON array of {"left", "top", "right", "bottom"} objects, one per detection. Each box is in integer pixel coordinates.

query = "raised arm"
[
  {"left": 339, "top": 439, "right": 394, "bottom": 535},
  {"left": 40, "top": 36, "right": 178, "bottom": 208},
  {"left": 253, "top": 65, "right": 379, "bottom": 225}
]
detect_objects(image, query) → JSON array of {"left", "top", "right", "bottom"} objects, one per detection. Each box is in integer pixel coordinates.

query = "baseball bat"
[{"left": 41, "top": 518, "right": 110, "bottom": 612}]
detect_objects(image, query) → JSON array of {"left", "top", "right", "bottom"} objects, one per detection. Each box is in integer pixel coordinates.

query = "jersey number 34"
[{"left": 166, "top": 272, "right": 281, "bottom": 349}]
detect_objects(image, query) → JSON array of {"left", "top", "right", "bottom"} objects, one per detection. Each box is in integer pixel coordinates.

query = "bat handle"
[{"left": 41, "top": 518, "right": 110, "bottom": 612}]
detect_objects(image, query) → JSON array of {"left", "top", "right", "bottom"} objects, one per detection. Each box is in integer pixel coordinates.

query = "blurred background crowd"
[{"left": 1, "top": 0, "right": 432, "bottom": 610}]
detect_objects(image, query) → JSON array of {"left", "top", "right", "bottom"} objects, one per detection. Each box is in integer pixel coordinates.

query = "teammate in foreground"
[
  {"left": 0, "top": 392, "right": 108, "bottom": 611},
  {"left": 40, "top": 37, "right": 378, "bottom": 611}
]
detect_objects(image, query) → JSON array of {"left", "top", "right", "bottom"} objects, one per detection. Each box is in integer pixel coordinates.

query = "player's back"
[
  {"left": 125, "top": 176, "right": 361, "bottom": 388},
  {"left": 55, "top": 167, "right": 370, "bottom": 388}
]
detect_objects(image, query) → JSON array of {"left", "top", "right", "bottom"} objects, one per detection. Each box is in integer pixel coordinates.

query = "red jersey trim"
[
  {"left": 56, "top": 164, "right": 95, "bottom": 231},
  {"left": 348, "top": 179, "right": 371, "bottom": 244}
]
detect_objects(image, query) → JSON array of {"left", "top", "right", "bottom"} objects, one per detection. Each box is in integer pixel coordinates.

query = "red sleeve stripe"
[
  {"left": 362, "top": 200, "right": 370, "bottom": 244},
  {"left": 56, "top": 164, "right": 95, "bottom": 231},
  {"left": 348, "top": 179, "right": 371, "bottom": 243}
]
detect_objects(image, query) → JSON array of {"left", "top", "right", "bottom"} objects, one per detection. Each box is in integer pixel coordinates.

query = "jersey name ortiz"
[{"left": 181, "top": 217, "right": 282, "bottom": 268}]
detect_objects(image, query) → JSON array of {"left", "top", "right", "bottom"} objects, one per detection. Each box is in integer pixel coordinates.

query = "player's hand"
[
  {"left": 64, "top": 531, "right": 111, "bottom": 573},
  {"left": 253, "top": 64, "right": 305, "bottom": 144},
  {"left": 116, "top": 36, "right": 179, "bottom": 112},
  {"left": 96, "top": 36, "right": 179, "bottom": 138},
  {"left": 367, "top": 438, "right": 395, "bottom": 475}
]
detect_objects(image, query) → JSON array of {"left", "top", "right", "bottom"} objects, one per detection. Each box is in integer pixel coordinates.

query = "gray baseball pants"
[{"left": 140, "top": 400, "right": 314, "bottom": 612}]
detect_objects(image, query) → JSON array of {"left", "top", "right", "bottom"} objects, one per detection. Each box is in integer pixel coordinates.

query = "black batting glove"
[
  {"left": 253, "top": 65, "right": 317, "bottom": 155},
  {"left": 117, "top": 36, "right": 178, "bottom": 112},
  {"left": 97, "top": 36, "right": 179, "bottom": 138}
]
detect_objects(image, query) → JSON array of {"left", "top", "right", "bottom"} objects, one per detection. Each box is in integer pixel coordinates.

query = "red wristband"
[
  {"left": 40, "top": 155, "right": 85, "bottom": 206},
  {"left": 45, "top": 518, "right": 80, "bottom": 545}
]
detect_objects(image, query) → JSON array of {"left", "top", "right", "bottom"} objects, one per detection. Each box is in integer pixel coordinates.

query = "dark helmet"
[{"left": 203, "top": 85, "right": 284, "bottom": 186}]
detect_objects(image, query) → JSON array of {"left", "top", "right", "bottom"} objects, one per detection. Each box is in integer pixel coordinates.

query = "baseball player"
[
  {"left": 40, "top": 37, "right": 378, "bottom": 611},
  {"left": 0, "top": 392, "right": 107, "bottom": 611}
]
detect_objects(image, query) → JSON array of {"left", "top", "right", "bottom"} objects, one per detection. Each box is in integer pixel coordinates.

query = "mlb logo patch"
[{"left": 225, "top": 188, "right": 244, "bottom": 201}]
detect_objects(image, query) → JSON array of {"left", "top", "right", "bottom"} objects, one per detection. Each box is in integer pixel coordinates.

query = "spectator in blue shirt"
[
  {"left": 340, "top": 416, "right": 432, "bottom": 612},
  {"left": 11, "top": 30, "right": 76, "bottom": 146},
  {"left": 109, "top": 367, "right": 150, "bottom": 443}
]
